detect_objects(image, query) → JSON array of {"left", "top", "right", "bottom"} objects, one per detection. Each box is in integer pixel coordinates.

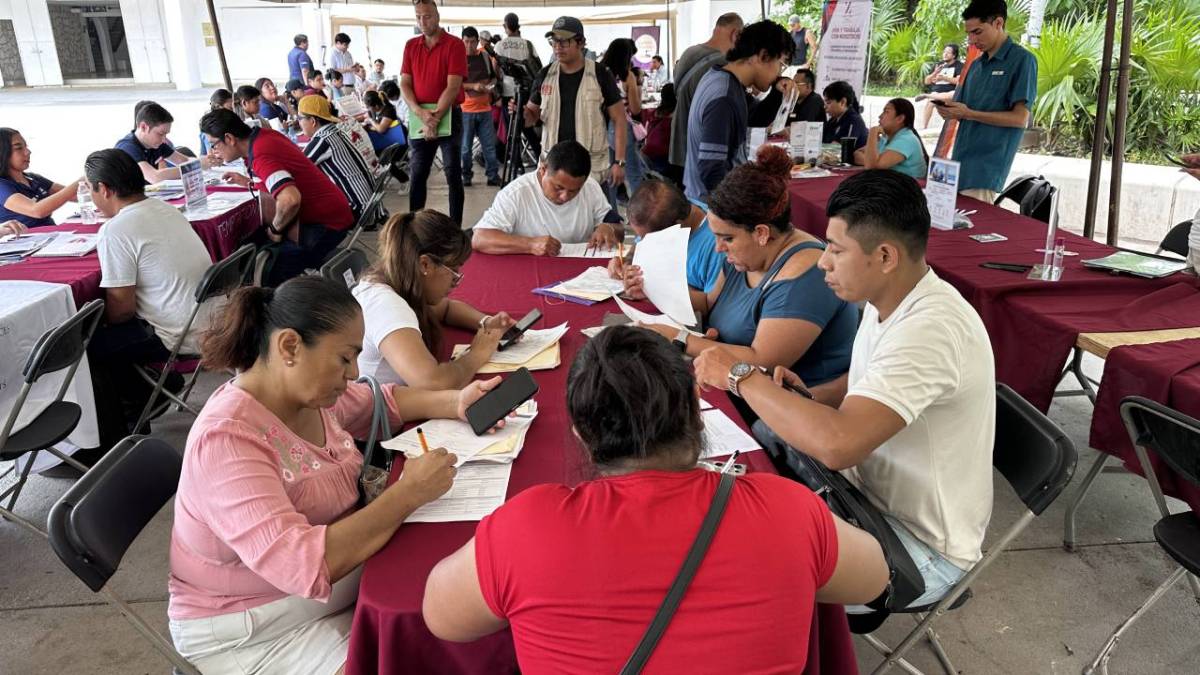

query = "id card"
[{"left": 969, "top": 233, "right": 1008, "bottom": 243}]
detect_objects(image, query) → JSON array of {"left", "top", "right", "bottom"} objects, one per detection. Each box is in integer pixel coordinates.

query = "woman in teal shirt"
[
  {"left": 856, "top": 98, "right": 928, "bottom": 179},
  {"left": 639, "top": 146, "right": 857, "bottom": 386}
]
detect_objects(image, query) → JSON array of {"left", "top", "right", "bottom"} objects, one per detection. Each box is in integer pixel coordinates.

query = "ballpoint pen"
[{"left": 720, "top": 450, "right": 741, "bottom": 474}]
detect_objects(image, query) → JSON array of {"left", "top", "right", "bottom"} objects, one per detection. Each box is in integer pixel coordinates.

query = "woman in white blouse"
[{"left": 353, "top": 210, "right": 516, "bottom": 389}]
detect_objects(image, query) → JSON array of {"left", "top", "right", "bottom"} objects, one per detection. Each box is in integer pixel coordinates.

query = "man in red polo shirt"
[
  {"left": 400, "top": 0, "right": 467, "bottom": 225},
  {"left": 200, "top": 108, "right": 353, "bottom": 286}
]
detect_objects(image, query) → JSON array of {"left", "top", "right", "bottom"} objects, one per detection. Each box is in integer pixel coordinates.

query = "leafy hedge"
[{"left": 774, "top": 0, "right": 1200, "bottom": 162}]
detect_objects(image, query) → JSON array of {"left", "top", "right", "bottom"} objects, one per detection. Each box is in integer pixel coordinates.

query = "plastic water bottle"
[
  {"left": 1051, "top": 237, "right": 1065, "bottom": 281},
  {"left": 77, "top": 181, "right": 97, "bottom": 225}
]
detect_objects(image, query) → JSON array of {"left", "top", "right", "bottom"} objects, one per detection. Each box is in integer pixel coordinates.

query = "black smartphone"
[
  {"left": 781, "top": 380, "right": 815, "bottom": 400},
  {"left": 929, "top": 99, "right": 948, "bottom": 107},
  {"left": 980, "top": 262, "right": 1033, "bottom": 273},
  {"left": 1165, "top": 153, "right": 1197, "bottom": 168},
  {"left": 497, "top": 309, "right": 542, "bottom": 350},
  {"left": 465, "top": 367, "right": 539, "bottom": 436}
]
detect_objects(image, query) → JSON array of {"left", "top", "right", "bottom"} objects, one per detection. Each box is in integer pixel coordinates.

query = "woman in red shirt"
[{"left": 423, "top": 325, "right": 888, "bottom": 674}]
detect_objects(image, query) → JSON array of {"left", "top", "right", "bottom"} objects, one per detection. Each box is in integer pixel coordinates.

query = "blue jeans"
[
  {"left": 606, "top": 117, "right": 646, "bottom": 211},
  {"left": 409, "top": 107, "right": 464, "bottom": 225},
  {"left": 461, "top": 110, "right": 500, "bottom": 182}
]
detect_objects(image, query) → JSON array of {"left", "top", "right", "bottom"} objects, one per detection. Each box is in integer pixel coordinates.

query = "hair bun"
[{"left": 754, "top": 144, "right": 793, "bottom": 180}]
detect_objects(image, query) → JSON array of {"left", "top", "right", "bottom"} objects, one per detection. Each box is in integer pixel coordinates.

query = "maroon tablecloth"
[
  {"left": 1088, "top": 338, "right": 1200, "bottom": 512},
  {"left": 0, "top": 223, "right": 103, "bottom": 305},
  {"left": 346, "top": 253, "right": 859, "bottom": 675},
  {"left": 788, "top": 176, "right": 1200, "bottom": 410},
  {"left": 0, "top": 192, "right": 259, "bottom": 306}
]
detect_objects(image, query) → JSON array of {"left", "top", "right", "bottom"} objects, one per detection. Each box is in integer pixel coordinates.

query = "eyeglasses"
[
  {"left": 548, "top": 37, "right": 579, "bottom": 47},
  {"left": 207, "top": 136, "right": 226, "bottom": 148},
  {"left": 440, "top": 262, "right": 464, "bottom": 287}
]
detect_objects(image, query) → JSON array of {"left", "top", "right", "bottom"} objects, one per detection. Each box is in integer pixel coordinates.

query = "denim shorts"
[{"left": 846, "top": 515, "right": 967, "bottom": 614}]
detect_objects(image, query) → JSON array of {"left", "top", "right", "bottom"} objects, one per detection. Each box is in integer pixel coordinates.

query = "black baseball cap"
[
  {"left": 546, "top": 16, "right": 584, "bottom": 40},
  {"left": 285, "top": 78, "right": 305, "bottom": 93}
]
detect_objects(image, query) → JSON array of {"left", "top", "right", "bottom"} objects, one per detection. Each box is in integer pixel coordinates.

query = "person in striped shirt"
[{"left": 297, "top": 95, "right": 376, "bottom": 223}]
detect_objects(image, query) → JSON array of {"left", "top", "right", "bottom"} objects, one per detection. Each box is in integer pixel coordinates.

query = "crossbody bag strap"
[{"left": 619, "top": 473, "right": 736, "bottom": 675}]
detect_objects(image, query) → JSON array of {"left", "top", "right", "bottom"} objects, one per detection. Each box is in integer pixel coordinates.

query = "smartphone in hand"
[
  {"left": 498, "top": 309, "right": 543, "bottom": 351},
  {"left": 465, "top": 368, "right": 539, "bottom": 436}
]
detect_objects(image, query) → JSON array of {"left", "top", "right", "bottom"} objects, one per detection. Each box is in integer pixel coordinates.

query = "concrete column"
[
  {"left": 161, "top": 0, "right": 201, "bottom": 90},
  {"left": 11, "top": 0, "right": 63, "bottom": 86}
]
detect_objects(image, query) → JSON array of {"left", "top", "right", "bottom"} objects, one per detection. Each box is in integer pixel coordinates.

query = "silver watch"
[
  {"left": 728, "top": 362, "right": 757, "bottom": 398},
  {"left": 673, "top": 327, "right": 689, "bottom": 352}
]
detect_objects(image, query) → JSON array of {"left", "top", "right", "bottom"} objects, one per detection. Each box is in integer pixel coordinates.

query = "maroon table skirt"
[
  {"left": 788, "top": 175, "right": 1200, "bottom": 410},
  {"left": 345, "top": 253, "right": 858, "bottom": 675},
  {"left": 0, "top": 193, "right": 259, "bottom": 306},
  {"left": 1089, "top": 338, "right": 1200, "bottom": 512}
]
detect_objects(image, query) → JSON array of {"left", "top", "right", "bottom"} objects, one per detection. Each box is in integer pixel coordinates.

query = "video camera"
[{"left": 493, "top": 54, "right": 538, "bottom": 90}]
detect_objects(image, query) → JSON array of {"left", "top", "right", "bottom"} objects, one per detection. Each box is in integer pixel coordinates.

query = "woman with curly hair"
[{"left": 638, "top": 145, "right": 857, "bottom": 386}]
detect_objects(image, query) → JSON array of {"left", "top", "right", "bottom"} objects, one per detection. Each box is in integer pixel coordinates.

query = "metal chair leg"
[
  {"left": 1084, "top": 566, "right": 1187, "bottom": 675},
  {"left": 863, "top": 634, "right": 926, "bottom": 675},
  {"left": 924, "top": 627, "right": 957, "bottom": 675},
  {"left": 45, "top": 447, "right": 90, "bottom": 473},
  {"left": 4, "top": 449, "right": 39, "bottom": 511},
  {"left": 1064, "top": 453, "right": 1109, "bottom": 552},
  {"left": 1056, "top": 348, "right": 1100, "bottom": 402},
  {"left": 0, "top": 505, "right": 47, "bottom": 537},
  {"left": 100, "top": 586, "right": 200, "bottom": 675}
]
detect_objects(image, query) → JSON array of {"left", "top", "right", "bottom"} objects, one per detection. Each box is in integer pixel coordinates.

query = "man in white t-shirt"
[
  {"left": 694, "top": 169, "right": 996, "bottom": 607},
  {"left": 472, "top": 140, "right": 622, "bottom": 255},
  {"left": 84, "top": 148, "right": 217, "bottom": 448}
]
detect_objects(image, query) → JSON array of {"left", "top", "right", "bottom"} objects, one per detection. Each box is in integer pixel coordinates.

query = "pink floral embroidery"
[{"left": 282, "top": 468, "right": 295, "bottom": 482}]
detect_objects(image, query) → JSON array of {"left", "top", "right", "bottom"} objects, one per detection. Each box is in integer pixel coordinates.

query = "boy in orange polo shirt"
[{"left": 460, "top": 26, "right": 501, "bottom": 187}]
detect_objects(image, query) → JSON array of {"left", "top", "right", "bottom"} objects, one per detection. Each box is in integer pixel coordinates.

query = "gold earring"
[{"left": 286, "top": 360, "right": 295, "bottom": 366}]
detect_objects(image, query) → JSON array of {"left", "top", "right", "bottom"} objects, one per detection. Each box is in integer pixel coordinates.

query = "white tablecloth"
[{"left": 0, "top": 281, "right": 100, "bottom": 468}]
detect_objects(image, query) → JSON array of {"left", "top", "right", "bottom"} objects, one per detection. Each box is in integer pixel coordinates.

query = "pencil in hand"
[{"left": 416, "top": 427, "right": 430, "bottom": 455}]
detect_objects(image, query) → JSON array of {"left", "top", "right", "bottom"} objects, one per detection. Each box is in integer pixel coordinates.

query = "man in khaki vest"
[{"left": 524, "top": 16, "right": 627, "bottom": 188}]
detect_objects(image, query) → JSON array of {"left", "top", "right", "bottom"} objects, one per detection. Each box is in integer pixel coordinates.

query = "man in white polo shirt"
[
  {"left": 471, "top": 140, "right": 622, "bottom": 256},
  {"left": 694, "top": 169, "right": 996, "bottom": 607},
  {"left": 84, "top": 148, "right": 216, "bottom": 448}
]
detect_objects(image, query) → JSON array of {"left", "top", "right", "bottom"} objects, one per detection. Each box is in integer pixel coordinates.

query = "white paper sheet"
[
  {"left": 611, "top": 293, "right": 702, "bottom": 335},
  {"left": 558, "top": 242, "right": 620, "bottom": 259},
  {"left": 406, "top": 461, "right": 514, "bottom": 523},
  {"left": 183, "top": 193, "right": 254, "bottom": 221},
  {"left": 630, "top": 224, "right": 695, "bottom": 326},
  {"left": 382, "top": 413, "right": 536, "bottom": 466},
  {"left": 555, "top": 267, "right": 626, "bottom": 296},
  {"left": 925, "top": 157, "right": 961, "bottom": 231},
  {"left": 699, "top": 409, "right": 763, "bottom": 459},
  {"left": 487, "top": 322, "right": 568, "bottom": 364}
]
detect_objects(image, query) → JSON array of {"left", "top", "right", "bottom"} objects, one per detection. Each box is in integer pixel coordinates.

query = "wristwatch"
[
  {"left": 615, "top": 159, "right": 627, "bottom": 167},
  {"left": 672, "top": 327, "right": 689, "bottom": 353},
  {"left": 728, "top": 362, "right": 757, "bottom": 398}
]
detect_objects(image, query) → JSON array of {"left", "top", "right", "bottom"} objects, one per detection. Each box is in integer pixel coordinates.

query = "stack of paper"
[
  {"left": 406, "top": 462, "right": 514, "bottom": 523},
  {"left": 382, "top": 407, "right": 537, "bottom": 466},
  {"left": 535, "top": 267, "right": 625, "bottom": 303},
  {"left": 0, "top": 232, "right": 58, "bottom": 259},
  {"left": 184, "top": 193, "right": 254, "bottom": 221},
  {"left": 32, "top": 232, "right": 99, "bottom": 257},
  {"left": 451, "top": 323, "right": 568, "bottom": 372},
  {"left": 699, "top": 409, "right": 762, "bottom": 459}
]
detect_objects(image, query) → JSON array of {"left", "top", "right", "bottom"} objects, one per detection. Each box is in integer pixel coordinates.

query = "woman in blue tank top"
[{"left": 639, "top": 146, "right": 857, "bottom": 385}]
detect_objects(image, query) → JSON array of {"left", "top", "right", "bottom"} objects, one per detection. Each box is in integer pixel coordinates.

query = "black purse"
[
  {"left": 619, "top": 473, "right": 736, "bottom": 675},
  {"left": 756, "top": 424, "right": 924, "bottom": 624}
]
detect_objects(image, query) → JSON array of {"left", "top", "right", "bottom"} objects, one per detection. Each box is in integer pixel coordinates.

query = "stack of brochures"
[
  {"left": 0, "top": 232, "right": 59, "bottom": 261},
  {"left": 32, "top": 232, "right": 99, "bottom": 257},
  {"left": 451, "top": 323, "right": 568, "bottom": 372},
  {"left": 1082, "top": 251, "right": 1188, "bottom": 279}
]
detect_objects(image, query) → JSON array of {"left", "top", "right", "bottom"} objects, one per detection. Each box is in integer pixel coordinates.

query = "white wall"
[
  {"left": 9, "top": 0, "right": 63, "bottom": 86},
  {"left": 120, "top": 0, "right": 170, "bottom": 83}
]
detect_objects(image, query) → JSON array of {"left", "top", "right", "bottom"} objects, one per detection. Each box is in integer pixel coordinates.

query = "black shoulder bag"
[
  {"left": 756, "top": 424, "right": 924, "bottom": 629},
  {"left": 619, "top": 473, "right": 736, "bottom": 675}
]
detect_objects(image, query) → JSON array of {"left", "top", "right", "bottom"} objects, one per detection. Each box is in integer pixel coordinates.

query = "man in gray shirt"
[
  {"left": 669, "top": 13, "right": 743, "bottom": 172},
  {"left": 330, "top": 33, "right": 357, "bottom": 94}
]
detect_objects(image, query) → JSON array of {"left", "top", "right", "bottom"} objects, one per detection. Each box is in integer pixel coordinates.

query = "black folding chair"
[
  {"left": 1084, "top": 397, "right": 1200, "bottom": 674},
  {"left": 342, "top": 190, "right": 385, "bottom": 252},
  {"left": 321, "top": 247, "right": 371, "bottom": 289},
  {"left": 0, "top": 299, "right": 104, "bottom": 536},
  {"left": 132, "top": 244, "right": 256, "bottom": 433},
  {"left": 46, "top": 435, "right": 199, "bottom": 674},
  {"left": 993, "top": 174, "right": 1058, "bottom": 225},
  {"left": 1156, "top": 220, "right": 1193, "bottom": 258},
  {"left": 862, "top": 384, "right": 1077, "bottom": 675}
]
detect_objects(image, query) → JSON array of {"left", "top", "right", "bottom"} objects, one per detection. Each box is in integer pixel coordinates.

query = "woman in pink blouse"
[{"left": 168, "top": 276, "right": 499, "bottom": 674}]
